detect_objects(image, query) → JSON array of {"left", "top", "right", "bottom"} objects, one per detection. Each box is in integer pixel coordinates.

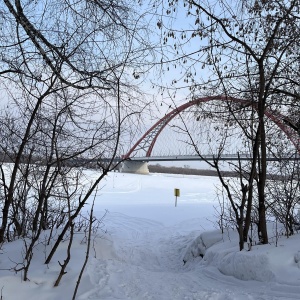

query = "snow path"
[{"left": 79, "top": 212, "right": 300, "bottom": 300}]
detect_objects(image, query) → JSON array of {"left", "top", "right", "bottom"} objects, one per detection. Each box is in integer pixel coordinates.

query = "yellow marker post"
[{"left": 174, "top": 188, "right": 180, "bottom": 207}]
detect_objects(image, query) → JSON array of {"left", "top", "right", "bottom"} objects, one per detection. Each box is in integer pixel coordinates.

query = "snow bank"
[
  {"left": 217, "top": 252, "right": 275, "bottom": 281},
  {"left": 182, "top": 230, "right": 224, "bottom": 263},
  {"left": 184, "top": 229, "right": 276, "bottom": 282}
]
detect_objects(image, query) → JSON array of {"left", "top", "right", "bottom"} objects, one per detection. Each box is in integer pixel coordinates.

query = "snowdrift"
[{"left": 183, "top": 228, "right": 300, "bottom": 285}]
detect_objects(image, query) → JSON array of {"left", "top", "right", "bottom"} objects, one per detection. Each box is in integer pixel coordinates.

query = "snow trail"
[{"left": 80, "top": 211, "right": 300, "bottom": 300}]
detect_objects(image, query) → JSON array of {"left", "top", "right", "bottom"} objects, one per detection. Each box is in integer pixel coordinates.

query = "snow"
[{"left": 1, "top": 172, "right": 300, "bottom": 299}]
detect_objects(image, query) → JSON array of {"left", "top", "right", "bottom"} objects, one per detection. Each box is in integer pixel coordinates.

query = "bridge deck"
[{"left": 129, "top": 154, "right": 299, "bottom": 162}]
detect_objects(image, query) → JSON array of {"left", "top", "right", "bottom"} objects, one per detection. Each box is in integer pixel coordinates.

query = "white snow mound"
[
  {"left": 217, "top": 252, "right": 275, "bottom": 281},
  {"left": 184, "top": 229, "right": 275, "bottom": 282}
]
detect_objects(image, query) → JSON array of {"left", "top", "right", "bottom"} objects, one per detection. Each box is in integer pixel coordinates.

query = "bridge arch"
[{"left": 124, "top": 95, "right": 300, "bottom": 158}]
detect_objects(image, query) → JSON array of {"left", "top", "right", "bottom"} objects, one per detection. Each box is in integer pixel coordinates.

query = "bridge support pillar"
[{"left": 120, "top": 161, "right": 149, "bottom": 175}]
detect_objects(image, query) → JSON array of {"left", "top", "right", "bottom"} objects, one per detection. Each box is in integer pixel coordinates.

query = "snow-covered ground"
[{"left": 1, "top": 172, "right": 300, "bottom": 299}]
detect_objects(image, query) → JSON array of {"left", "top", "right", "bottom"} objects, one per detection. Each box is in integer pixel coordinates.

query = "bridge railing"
[{"left": 128, "top": 153, "right": 299, "bottom": 162}]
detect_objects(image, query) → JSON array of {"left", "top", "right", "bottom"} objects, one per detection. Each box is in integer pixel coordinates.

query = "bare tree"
[
  {"left": 266, "top": 149, "right": 300, "bottom": 238},
  {"left": 154, "top": 0, "right": 300, "bottom": 248},
  {"left": 0, "top": 0, "right": 154, "bottom": 282}
]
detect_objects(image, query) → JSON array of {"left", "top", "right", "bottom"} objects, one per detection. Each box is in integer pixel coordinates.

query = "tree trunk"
[{"left": 257, "top": 64, "right": 268, "bottom": 245}]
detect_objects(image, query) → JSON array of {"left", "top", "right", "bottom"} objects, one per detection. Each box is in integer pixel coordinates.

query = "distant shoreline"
[
  {"left": 148, "top": 164, "right": 236, "bottom": 177},
  {"left": 148, "top": 164, "right": 285, "bottom": 179}
]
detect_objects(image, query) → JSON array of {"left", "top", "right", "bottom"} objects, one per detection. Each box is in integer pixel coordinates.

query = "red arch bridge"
[{"left": 120, "top": 96, "right": 299, "bottom": 173}]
